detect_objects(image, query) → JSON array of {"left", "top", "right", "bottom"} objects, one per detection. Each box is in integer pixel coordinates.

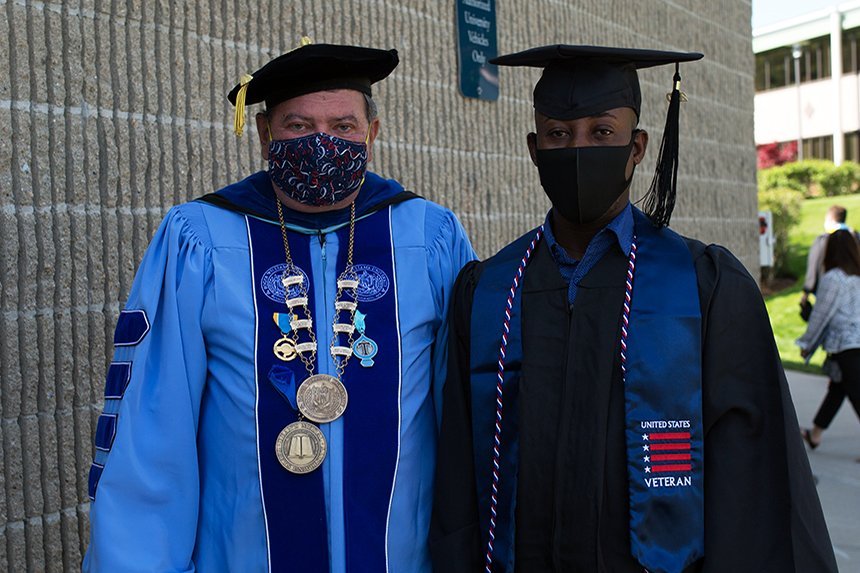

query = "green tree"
[
  {"left": 819, "top": 161, "right": 860, "bottom": 196},
  {"left": 758, "top": 159, "right": 837, "bottom": 198},
  {"left": 758, "top": 186, "right": 803, "bottom": 277}
]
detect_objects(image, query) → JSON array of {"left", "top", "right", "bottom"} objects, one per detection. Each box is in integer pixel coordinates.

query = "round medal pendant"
[
  {"left": 273, "top": 336, "right": 297, "bottom": 361},
  {"left": 275, "top": 421, "right": 327, "bottom": 474},
  {"left": 296, "top": 374, "right": 348, "bottom": 423}
]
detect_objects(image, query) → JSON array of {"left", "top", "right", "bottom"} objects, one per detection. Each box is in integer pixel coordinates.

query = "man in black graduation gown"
[{"left": 430, "top": 45, "right": 837, "bottom": 573}]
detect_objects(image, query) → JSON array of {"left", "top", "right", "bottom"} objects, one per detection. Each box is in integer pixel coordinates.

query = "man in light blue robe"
[{"left": 83, "top": 41, "right": 474, "bottom": 572}]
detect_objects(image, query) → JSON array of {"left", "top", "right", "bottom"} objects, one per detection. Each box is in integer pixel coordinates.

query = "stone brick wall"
[{"left": 0, "top": 0, "right": 754, "bottom": 569}]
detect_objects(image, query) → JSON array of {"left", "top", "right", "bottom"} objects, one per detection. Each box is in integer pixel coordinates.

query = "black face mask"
[{"left": 535, "top": 138, "right": 635, "bottom": 224}]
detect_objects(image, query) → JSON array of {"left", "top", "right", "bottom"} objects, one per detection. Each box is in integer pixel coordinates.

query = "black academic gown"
[{"left": 430, "top": 237, "right": 837, "bottom": 572}]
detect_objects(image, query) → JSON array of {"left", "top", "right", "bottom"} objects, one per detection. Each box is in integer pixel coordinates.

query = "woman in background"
[{"left": 797, "top": 229, "right": 860, "bottom": 449}]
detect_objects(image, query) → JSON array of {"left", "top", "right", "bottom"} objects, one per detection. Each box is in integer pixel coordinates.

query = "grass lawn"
[{"left": 764, "top": 193, "right": 860, "bottom": 372}]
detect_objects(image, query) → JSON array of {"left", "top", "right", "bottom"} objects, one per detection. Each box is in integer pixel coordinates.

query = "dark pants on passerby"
[{"left": 814, "top": 348, "right": 860, "bottom": 428}]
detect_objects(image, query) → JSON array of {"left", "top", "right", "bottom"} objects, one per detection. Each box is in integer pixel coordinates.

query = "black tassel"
[{"left": 643, "top": 63, "right": 682, "bottom": 227}]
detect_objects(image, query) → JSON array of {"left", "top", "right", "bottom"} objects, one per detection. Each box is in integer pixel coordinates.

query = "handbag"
[{"left": 799, "top": 299, "right": 813, "bottom": 322}]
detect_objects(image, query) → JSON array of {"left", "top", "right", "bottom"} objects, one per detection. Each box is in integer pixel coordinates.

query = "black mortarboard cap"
[
  {"left": 227, "top": 37, "right": 399, "bottom": 136},
  {"left": 490, "top": 44, "right": 704, "bottom": 227}
]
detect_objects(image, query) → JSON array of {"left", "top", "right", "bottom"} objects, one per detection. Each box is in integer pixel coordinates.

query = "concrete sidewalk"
[{"left": 785, "top": 369, "right": 859, "bottom": 571}]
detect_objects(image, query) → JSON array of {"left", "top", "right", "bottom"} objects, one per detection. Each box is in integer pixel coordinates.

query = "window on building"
[
  {"left": 802, "top": 135, "right": 833, "bottom": 161},
  {"left": 755, "top": 35, "right": 831, "bottom": 92},
  {"left": 755, "top": 56, "right": 769, "bottom": 91},
  {"left": 845, "top": 131, "right": 860, "bottom": 162},
  {"left": 755, "top": 47, "right": 790, "bottom": 91},
  {"left": 843, "top": 28, "right": 860, "bottom": 73}
]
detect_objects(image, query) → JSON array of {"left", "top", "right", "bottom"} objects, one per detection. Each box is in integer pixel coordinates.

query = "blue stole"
[
  {"left": 470, "top": 234, "right": 531, "bottom": 571},
  {"left": 470, "top": 209, "right": 704, "bottom": 573},
  {"left": 247, "top": 207, "right": 401, "bottom": 572}
]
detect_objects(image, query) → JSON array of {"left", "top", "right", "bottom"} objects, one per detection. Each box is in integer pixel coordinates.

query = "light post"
[{"left": 792, "top": 44, "right": 804, "bottom": 161}]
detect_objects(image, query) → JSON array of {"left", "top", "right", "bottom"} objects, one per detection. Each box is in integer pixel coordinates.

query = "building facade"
[
  {"left": 0, "top": 1, "right": 755, "bottom": 570},
  {"left": 754, "top": 1, "right": 860, "bottom": 164}
]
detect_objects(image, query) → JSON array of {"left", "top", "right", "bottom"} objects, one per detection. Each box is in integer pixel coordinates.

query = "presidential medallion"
[
  {"left": 275, "top": 421, "right": 327, "bottom": 474},
  {"left": 296, "top": 374, "right": 348, "bottom": 423},
  {"left": 273, "top": 336, "right": 297, "bottom": 361}
]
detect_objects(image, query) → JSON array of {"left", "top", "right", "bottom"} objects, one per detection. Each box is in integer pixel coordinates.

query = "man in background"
[{"left": 801, "top": 205, "right": 855, "bottom": 312}]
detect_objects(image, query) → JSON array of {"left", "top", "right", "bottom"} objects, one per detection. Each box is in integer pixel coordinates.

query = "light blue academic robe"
[{"left": 82, "top": 171, "right": 475, "bottom": 572}]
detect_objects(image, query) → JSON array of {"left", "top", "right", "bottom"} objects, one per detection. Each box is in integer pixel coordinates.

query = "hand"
[
  {"left": 800, "top": 292, "right": 809, "bottom": 303},
  {"left": 800, "top": 348, "right": 811, "bottom": 359}
]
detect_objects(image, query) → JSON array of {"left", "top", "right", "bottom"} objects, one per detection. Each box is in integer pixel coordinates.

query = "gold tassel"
[
  {"left": 300, "top": 36, "right": 312, "bottom": 47},
  {"left": 233, "top": 74, "right": 254, "bottom": 137}
]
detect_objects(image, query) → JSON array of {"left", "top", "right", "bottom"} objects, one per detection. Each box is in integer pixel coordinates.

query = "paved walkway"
[{"left": 785, "top": 369, "right": 859, "bottom": 571}]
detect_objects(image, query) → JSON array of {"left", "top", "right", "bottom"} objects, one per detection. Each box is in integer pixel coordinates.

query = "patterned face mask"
[{"left": 268, "top": 132, "right": 368, "bottom": 206}]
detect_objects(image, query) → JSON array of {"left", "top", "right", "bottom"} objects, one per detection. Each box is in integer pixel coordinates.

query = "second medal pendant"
[
  {"left": 296, "top": 374, "right": 349, "bottom": 423},
  {"left": 275, "top": 421, "right": 327, "bottom": 474}
]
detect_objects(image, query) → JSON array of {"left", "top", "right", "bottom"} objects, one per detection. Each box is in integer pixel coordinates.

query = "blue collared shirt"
[{"left": 542, "top": 203, "right": 634, "bottom": 306}]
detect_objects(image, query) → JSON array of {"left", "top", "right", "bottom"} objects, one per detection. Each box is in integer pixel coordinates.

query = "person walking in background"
[
  {"left": 800, "top": 205, "right": 854, "bottom": 314},
  {"left": 797, "top": 229, "right": 860, "bottom": 450},
  {"left": 798, "top": 206, "right": 859, "bottom": 447}
]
